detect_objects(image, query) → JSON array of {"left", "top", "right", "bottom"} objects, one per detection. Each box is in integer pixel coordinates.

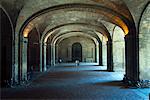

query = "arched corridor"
[{"left": 0, "top": 0, "right": 150, "bottom": 99}]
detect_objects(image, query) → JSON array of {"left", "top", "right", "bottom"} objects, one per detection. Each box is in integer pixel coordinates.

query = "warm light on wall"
[
  {"left": 122, "top": 25, "right": 129, "bottom": 35},
  {"left": 103, "top": 37, "right": 108, "bottom": 42},
  {"left": 114, "top": 17, "right": 129, "bottom": 35},
  {"left": 23, "top": 28, "right": 30, "bottom": 37},
  {"left": 23, "top": 23, "right": 33, "bottom": 38}
]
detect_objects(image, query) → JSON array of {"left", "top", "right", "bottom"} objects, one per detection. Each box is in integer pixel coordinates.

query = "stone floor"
[{"left": 1, "top": 66, "right": 150, "bottom": 100}]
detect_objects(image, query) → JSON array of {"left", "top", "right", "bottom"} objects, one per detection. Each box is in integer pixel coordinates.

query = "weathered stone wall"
[
  {"left": 123, "top": 0, "right": 149, "bottom": 28},
  {"left": 139, "top": 4, "right": 150, "bottom": 80},
  {"left": 57, "top": 36, "right": 96, "bottom": 63},
  {"left": 102, "top": 38, "right": 107, "bottom": 66},
  {"left": 113, "top": 26, "right": 125, "bottom": 71}
]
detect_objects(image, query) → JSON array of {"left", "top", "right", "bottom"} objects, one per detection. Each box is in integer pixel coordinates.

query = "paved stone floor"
[{"left": 1, "top": 66, "right": 150, "bottom": 100}]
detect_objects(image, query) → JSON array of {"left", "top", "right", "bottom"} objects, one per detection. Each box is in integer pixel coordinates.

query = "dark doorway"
[
  {"left": 72, "top": 42, "right": 82, "bottom": 62},
  {"left": 27, "top": 28, "right": 40, "bottom": 74},
  {"left": 1, "top": 8, "right": 12, "bottom": 87}
]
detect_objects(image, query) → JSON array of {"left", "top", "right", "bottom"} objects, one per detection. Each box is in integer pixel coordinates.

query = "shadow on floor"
[
  {"left": 83, "top": 70, "right": 108, "bottom": 72},
  {"left": 95, "top": 81, "right": 128, "bottom": 89}
]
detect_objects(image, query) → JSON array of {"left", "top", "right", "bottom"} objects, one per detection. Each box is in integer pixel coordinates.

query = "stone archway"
[
  {"left": 72, "top": 42, "right": 82, "bottom": 62},
  {"left": 17, "top": 2, "right": 138, "bottom": 83},
  {"left": 27, "top": 28, "right": 40, "bottom": 74},
  {"left": 1, "top": 8, "right": 13, "bottom": 87}
]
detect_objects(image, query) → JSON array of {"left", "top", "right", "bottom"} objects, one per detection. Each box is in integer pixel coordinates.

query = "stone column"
[
  {"left": 43, "top": 43, "right": 47, "bottom": 71},
  {"left": 53, "top": 45, "right": 56, "bottom": 66},
  {"left": 102, "top": 42, "right": 107, "bottom": 66},
  {"left": 56, "top": 44, "right": 59, "bottom": 64},
  {"left": 21, "top": 38, "right": 28, "bottom": 81},
  {"left": 124, "top": 34, "right": 139, "bottom": 81},
  {"left": 107, "top": 41, "right": 113, "bottom": 71},
  {"left": 40, "top": 42, "right": 43, "bottom": 72},
  {"left": 47, "top": 43, "right": 51, "bottom": 65},
  {"left": 14, "top": 34, "right": 19, "bottom": 83},
  {"left": 51, "top": 45, "right": 55, "bottom": 66},
  {"left": 96, "top": 44, "right": 99, "bottom": 64},
  {"left": 99, "top": 41, "right": 102, "bottom": 66}
]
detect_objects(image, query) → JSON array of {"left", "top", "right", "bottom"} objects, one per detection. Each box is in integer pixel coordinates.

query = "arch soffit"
[
  {"left": 55, "top": 32, "right": 98, "bottom": 46},
  {"left": 47, "top": 23, "right": 105, "bottom": 44},
  {"left": 20, "top": 4, "right": 131, "bottom": 39},
  {"left": 42, "top": 23, "right": 111, "bottom": 44},
  {"left": 51, "top": 31, "right": 100, "bottom": 45}
]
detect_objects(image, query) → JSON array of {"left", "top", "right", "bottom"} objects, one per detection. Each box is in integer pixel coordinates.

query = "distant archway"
[{"left": 72, "top": 43, "right": 82, "bottom": 62}]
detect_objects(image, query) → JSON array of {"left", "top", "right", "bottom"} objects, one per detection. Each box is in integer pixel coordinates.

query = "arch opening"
[
  {"left": 72, "top": 42, "right": 82, "bottom": 62},
  {"left": 112, "top": 26, "right": 125, "bottom": 72},
  {"left": 27, "top": 28, "right": 40, "bottom": 79},
  {"left": 54, "top": 35, "right": 98, "bottom": 65},
  {"left": 1, "top": 8, "right": 13, "bottom": 87}
]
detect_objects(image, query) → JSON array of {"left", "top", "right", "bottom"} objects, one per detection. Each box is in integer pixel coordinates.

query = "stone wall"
[
  {"left": 102, "top": 38, "right": 107, "bottom": 66},
  {"left": 56, "top": 36, "right": 96, "bottom": 63},
  {"left": 113, "top": 26, "right": 125, "bottom": 71},
  {"left": 139, "top": 4, "right": 150, "bottom": 80}
]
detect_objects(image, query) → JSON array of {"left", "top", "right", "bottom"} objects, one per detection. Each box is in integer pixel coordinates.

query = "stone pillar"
[
  {"left": 40, "top": 42, "right": 43, "bottom": 72},
  {"left": 11, "top": 38, "right": 15, "bottom": 85},
  {"left": 51, "top": 45, "right": 55, "bottom": 66},
  {"left": 96, "top": 44, "right": 99, "bottom": 64},
  {"left": 21, "top": 38, "right": 28, "bottom": 81},
  {"left": 53, "top": 45, "right": 56, "bottom": 66},
  {"left": 47, "top": 43, "right": 51, "bottom": 65},
  {"left": 102, "top": 42, "right": 107, "bottom": 66},
  {"left": 99, "top": 41, "right": 102, "bottom": 66},
  {"left": 50, "top": 45, "right": 53, "bottom": 66},
  {"left": 14, "top": 34, "right": 19, "bottom": 83},
  {"left": 56, "top": 44, "right": 59, "bottom": 64},
  {"left": 107, "top": 41, "right": 113, "bottom": 71},
  {"left": 124, "top": 34, "right": 139, "bottom": 81},
  {"left": 43, "top": 43, "right": 47, "bottom": 71}
]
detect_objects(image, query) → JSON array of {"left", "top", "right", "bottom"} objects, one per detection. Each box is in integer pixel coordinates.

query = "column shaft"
[
  {"left": 125, "top": 34, "right": 139, "bottom": 81},
  {"left": 107, "top": 41, "right": 113, "bottom": 71},
  {"left": 44, "top": 43, "right": 47, "bottom": 71},
  {"left": 21, "top": 38, "right": 28, "bottom": 81}
]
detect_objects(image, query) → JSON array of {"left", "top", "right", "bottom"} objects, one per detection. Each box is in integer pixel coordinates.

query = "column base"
[
  {"left": 107, "top": 66, "right": 114, "bottom": 72},
  {"left": 123, "top": 75, "right": 150, "bottom": 88},
  {"left": 108, "top": 70, "right": 114, "bottom": 72},
  {"left": 44, "top": 66, "right": 47, "bottom": 71}
]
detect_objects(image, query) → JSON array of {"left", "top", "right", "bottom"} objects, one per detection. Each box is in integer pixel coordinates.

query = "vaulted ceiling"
[{"left": 1, "top": 0, "right": 149, "bottom": 43}]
